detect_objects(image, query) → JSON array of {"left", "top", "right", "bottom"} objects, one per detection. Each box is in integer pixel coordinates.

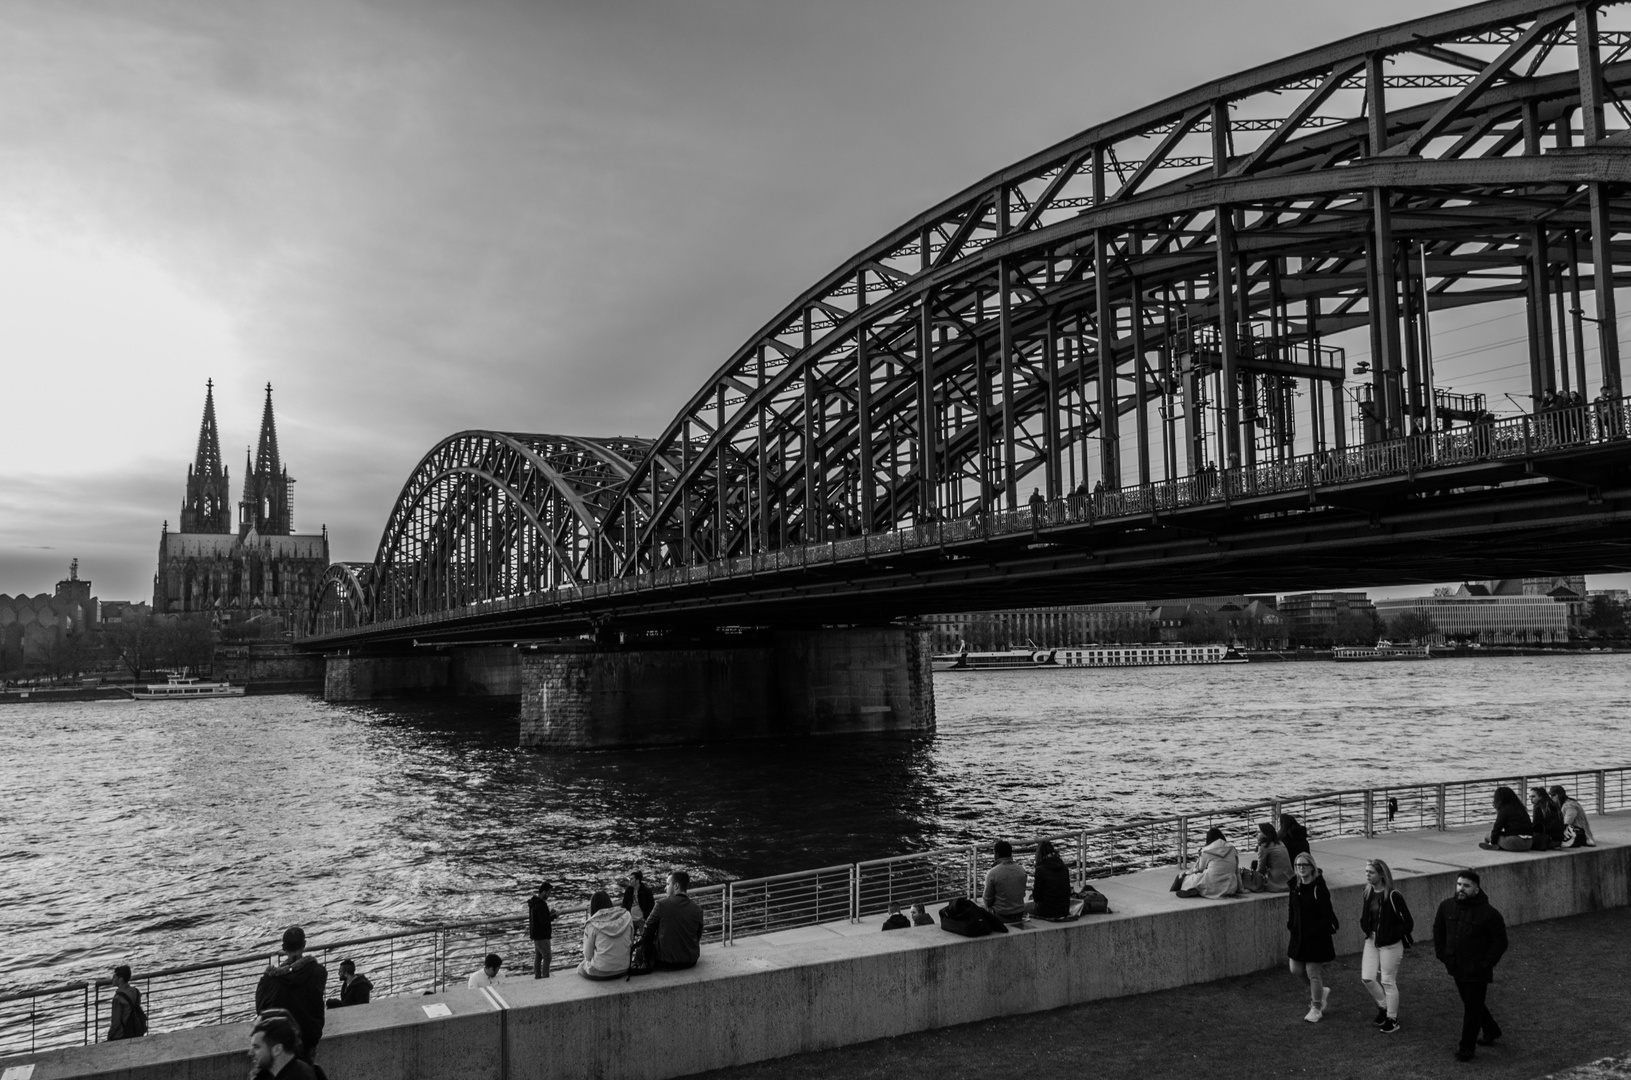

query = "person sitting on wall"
[
  {"left": 1528, "top": 787, "right": 1564, "bottom": 851},
  {"left": 325, "top": 960, "right": 372, "bottom": 1009},
  {"left": 1477, "top": 786, "right": 1533, "bottom": 851},
  {"left": 881, "top": 905, "right": 911, "bottom": 931},
  {"left": 1244, "top": 821, "right": 1294, "bottom": 893},
  {"left": 1030, "top": 840, "right": 1073, "bottom": 919},
  {"left": 1277, "top": 813, "right": 1311, "bottom": 863},
  {"left": 638, "top": 870, "right": 706, "bottom": 971},
  {"left": 910, "top": 902, "right": 935, "bottom": 926},
  {"left": 982, "top": 840, "right": 1032, "bottom": 924},
  {"left": 1178, "top": 827, "right": 1243, "bottom": 899},
  {"left": 1550, "top": 785, "right": 1596, "bottom": 847},
  {"left": 467, "top": 953, "right": 505, "bottom": 989},
  {"left": 579, "top": 890, "right": 634, "bottom": 979}
]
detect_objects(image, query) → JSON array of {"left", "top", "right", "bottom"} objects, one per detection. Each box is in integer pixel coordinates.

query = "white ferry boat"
[
  {"left": 1332, "top": 641, "right": 1433, "bottom": 662},
  {"left": 133, "top": 672, "right": 246, "bottom": 699},
  {"left": 934, "top": 643, "right": 1246, "bottom": 670}
]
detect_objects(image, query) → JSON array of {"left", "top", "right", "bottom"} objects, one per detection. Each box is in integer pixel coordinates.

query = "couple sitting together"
[
  {"left": 578, "top": 870, "right": 705, "bottom": 979},
  {"left": 1177, "top": 819, "right": 1306, "bottom": 899},
  {"left": 982, "top": 839, "right": 1075, "bottom": 923}
]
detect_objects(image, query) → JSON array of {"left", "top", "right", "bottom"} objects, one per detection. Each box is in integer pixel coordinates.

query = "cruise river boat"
[
  {"left": 934, "top": 643, "right": 1247, "bottom": 670},
  {"left": 1332, "top": 642, "right": 1434, "bottom": 662},
  {"left": 132, "top": 673, "right": 246, "bottom": 699}
]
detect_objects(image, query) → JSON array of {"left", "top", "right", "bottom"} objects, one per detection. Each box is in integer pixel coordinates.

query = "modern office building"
[{"left": 1374, "top": 585, "right": 1571, "bottom": 644}]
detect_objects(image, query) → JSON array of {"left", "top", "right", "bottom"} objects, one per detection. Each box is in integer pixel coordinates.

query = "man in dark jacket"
[
  {"left": 255, "top": 927, "right": 328, "bottom": 1064},
  {"left": 1433, "top": 870, "right": 1508, "bottom": 1061},
  {"left": 528, "top": 882, "right": 554, "bottom": 978},
  {"left": 325, "top": 959, "right": 372, "bottom": 1009},
  {"left": 639, "top": 870, "right": 705, "bottom": 971},
  {"left": 248, "top": 1013, "right": 319, "bottom": 1080}
]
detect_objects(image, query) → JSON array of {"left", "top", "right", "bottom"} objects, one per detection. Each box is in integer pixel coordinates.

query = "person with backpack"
[
  {"left": 1358, "top": 858, "right": 1414, "bottom": 1033},
  {"left": 108, "top": 965, "right": 146, "bottom": 1040}
]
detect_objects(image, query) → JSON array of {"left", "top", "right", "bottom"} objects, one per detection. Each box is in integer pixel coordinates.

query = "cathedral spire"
[
  {"left": 255, "top": 382, "right": 282, "bottom": 478},
  {"left": 179, "top": 379, "right": 231, "bottom": 533}
]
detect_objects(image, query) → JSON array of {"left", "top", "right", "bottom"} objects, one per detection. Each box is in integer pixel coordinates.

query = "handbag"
[{"left": 1169, "top": 873, "right": 1184, "bottom": 893}]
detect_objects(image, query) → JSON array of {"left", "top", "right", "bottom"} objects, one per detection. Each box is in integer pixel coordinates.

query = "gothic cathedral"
[{"left": 153, "top": 382, "right": 330, "bottom": 630}]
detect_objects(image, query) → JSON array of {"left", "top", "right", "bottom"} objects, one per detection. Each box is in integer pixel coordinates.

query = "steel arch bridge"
[{"left": 313, "top": 0, "right": 1631, "bottom": 641}]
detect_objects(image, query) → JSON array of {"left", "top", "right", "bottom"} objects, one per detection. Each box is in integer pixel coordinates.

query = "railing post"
[
  {"left": 1363, "top": 789, "right": 1375, "bottom": 838},
  {"left": 1596, "top": 770, "right": 1608, "bottom": 814},
  {"left": 1436, "top": 784, "right": 1447, "bottom": 831},
  {"left": 724, "top": 881, "right": 734, "bottom": 946},
  {"left": 849, "top": 864, "right": 859, "bottom": 924},
  {"left": 1077, "top": 829, "right": 1088, "bottom": 890},
  {"left": 1177, "top": 816, "right": 1190, "bottom": 865}
]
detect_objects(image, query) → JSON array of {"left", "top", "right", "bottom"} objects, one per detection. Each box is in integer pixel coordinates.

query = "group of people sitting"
[
  {"left": 574, "top": 869, "right": 706, "bottom": 979},
  {"left": 1175, "top": 813, "right": 1312, "bottom": 899},
  {"left": 1480, "top": 784, "right": 1596, "bottom": 852}
]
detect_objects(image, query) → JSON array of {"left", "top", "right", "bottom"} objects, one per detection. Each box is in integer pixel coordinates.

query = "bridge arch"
[{"left": 599, "top": 0, "right": 1631, "bottom": 575}]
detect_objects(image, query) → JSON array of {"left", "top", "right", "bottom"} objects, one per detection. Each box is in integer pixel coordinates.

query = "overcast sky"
[{"left": 3, "top": 0, "right": 1605, "bottom": 603}]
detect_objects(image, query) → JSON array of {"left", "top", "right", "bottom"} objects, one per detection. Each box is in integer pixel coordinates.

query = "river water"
[{"left": 3, "top": 654, "right": 1628, "bottom": 990}]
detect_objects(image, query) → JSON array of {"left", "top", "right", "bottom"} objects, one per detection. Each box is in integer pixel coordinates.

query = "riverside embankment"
[{"left": 10, "top": 811, "right": 1628, "bottom": 1080}]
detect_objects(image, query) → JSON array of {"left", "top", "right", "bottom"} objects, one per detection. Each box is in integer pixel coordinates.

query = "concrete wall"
[
  {"left": 450, "top": 647, "right": 521, "bottom": 698},
  {"left": 518, "top": 626, "right": 935, "bottom": 749},
  {"left": 20, "top": 815, "right": 1625, "bottom": 1080},
  {"left": 324, "top": 655, "right": 451, "bottom": 701},
  {"left": 214, "top": 644, "right": 326, "bottom": 690}
]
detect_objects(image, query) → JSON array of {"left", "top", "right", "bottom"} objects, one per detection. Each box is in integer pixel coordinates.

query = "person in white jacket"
[
  {"left": 578, "top": 890, "right": 634, "bottom": 980},
  {"left": 1179, "top": 828, "right": 1243, "bottom": 899}
]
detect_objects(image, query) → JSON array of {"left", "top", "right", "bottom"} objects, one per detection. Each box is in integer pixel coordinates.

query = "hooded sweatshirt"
[
  {"left": 1183, "top": 838, "right": 1242, "bottom": 899},
  {"left": 580, "top": 906, "right": 634, "bottom": 977},
  {"left": 254, "top": 954, "right": 328, "bottom": 1053}
]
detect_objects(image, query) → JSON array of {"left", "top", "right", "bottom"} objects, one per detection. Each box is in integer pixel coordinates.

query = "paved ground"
[{"left": 695, "top": 904, "right": 1631, "bottom": 1080}]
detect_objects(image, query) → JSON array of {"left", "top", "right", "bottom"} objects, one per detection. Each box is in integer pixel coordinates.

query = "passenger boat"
[
  {"left": 132, "top": 672, "right": 246, "bottom": 699},
  {"left": 1331, "top": 641, "right": 1433, "bottom": 662},
  {"left": 934, "top": 643, "right": 1247, "bottom": 670},
  {"left": 934, "top": 648, "right": 1057, "bottom": 670}
]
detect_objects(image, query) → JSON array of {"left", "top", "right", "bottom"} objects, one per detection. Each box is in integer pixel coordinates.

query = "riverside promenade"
[{"left": 9, "top": 811, "right": 1629, "bottom": 1080}]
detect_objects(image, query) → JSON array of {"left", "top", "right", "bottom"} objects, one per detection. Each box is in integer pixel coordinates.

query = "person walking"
[
  {"left": 528, "top": 881, "right": 555, "bottom": 978},
  {"left": 254, "top": 927, "right": 327, "bottom": 1065},
  {"left": 107, "top": 965, "right": 145, "bottom": 1041},
  {"left": 1358, "top": 858, "right": 1414, "bottom": 1033},
  {"left": 1434, "top": 870, "right": 1508, "bottom": 1061},
  {"left": 1286, "top": 852, "right": 1338, "bottom": 1022}
]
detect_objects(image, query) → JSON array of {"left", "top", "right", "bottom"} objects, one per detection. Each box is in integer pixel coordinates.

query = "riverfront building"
[
  {"left": 1277, "top": 591, "right": 1377, "bottom": 644},
  {"left": 152, "top": 382, "right": 329, "bottom": 630},
  {"left": 925, "top": 595, "right": 1285, "bottom": 652},
  {"left": 1374, "top": 584, "right": 1573, "bottom": 644},
  {"left": 0, "top": 562, "right": 100, "bottom": 670}
]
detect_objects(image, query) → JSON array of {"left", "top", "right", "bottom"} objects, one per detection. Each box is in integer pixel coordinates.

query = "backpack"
[
  {"left": 119, "top": 988, "right": 148, "bottom": 1038},
  {"left": 937, "top": 897, "right": 1009, "bottom": 937},
  {"left": 1079, "top": 885, "right": 1111, "bottom": 915}
]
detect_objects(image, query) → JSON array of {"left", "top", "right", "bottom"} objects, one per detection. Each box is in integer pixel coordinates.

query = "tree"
[
  {"left": 1331, "top": 608, "right": 1383, "bottom": 647},
  {"left": 1387, "top": 611, "right": 1438, "bottom": 644},
  {"left": 1583, "top": 595, "right": 1627, "bottom": 639}
]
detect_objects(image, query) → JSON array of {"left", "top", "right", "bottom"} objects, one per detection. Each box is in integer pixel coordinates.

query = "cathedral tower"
[
  {"left": 178, "top": 380, "right": 231, "bottom": 533},
  {"left": 240, "top": 383, "right": 294, "bottom": 536}
]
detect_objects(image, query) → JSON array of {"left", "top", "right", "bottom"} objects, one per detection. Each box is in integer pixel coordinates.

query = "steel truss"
[{"left": 317, "top": 0, "right": 1631, "bottom": 630}]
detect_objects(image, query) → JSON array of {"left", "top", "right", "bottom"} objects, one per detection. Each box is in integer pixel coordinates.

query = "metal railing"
[
  {"left": 317, "top": 398, "right": 1631, "bottom": 640},
  {"left": 7, "top": 762, "right": 1627, "bottom": 1059}
]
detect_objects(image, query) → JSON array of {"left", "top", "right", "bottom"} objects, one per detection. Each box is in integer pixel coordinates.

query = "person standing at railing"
[
  {"left": 254, "top": 927, "right": 327, "bottom": 1066},
  {"left": 1028, "top": 487, "right": 1044, "bottom": 534},
  {"left": 528, "top": 880, "right": 555, "bottom": 978},
  {"left": 1358, "top": 858, "right": 1413, "bottom": 1035},
  {"left": 1433, "top": 870, "right": 1508, "bottom": 1062},
  {"left": 1286, "top": 853, "right": 1338, "bottom": 1023},
  {"left": 107, "top": 964, "right": 146, "bottom": 1041}
]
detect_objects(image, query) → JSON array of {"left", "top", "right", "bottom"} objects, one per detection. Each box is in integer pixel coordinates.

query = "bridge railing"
[{"left": 11, "top": 761, "right": 1628, "bottom": 1058}]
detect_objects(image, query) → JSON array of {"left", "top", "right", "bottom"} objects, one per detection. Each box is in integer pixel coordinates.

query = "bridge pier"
[
  {"left": 518, "top": 625, "right": 935, "bottom": 750},
  {"left": 323, "top": 654, "right": 452, "bottom": 700}
]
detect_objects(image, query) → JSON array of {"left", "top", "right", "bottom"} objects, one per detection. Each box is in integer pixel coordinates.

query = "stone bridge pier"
[
  {"left": 322, "top": 625, "right": 935, "bottom": 749},
  {"left": 518, "top": 624, "right": 935, "bottom": 750}
]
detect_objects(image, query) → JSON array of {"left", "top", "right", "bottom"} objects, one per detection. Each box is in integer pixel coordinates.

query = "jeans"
[
  {"left": 1360, "top": 937, "right": 1404, "bottom": 1017},
  {"left": 533, "top": 938, "right": 551, "bottom": 978},
  {"left": 1454, "top": 979, "right": 1501, "bottom": 1053}
]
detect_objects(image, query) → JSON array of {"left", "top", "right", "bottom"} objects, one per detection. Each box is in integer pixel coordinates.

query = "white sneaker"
[{"left": 1304, "top": 1005, "right": 1323, "bottom": 1023}]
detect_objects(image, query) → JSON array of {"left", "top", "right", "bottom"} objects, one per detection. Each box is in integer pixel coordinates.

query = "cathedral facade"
[{"left": 153, "top": 382, "right": 330, "bottom": 631}]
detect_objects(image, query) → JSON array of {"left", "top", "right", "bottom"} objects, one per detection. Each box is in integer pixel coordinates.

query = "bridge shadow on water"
[{"left": 337, "top": 698, "right": 951, "bottom": 892}]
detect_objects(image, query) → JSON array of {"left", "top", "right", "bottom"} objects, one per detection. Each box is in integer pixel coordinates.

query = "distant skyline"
[{"left": 5, "top": 0, "right": 1629, "bottom": 602}]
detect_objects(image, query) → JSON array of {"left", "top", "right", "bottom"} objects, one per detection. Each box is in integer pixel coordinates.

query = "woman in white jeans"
[{"left": 1357, "top": 858, "right": 1414, "bottom": 1033}]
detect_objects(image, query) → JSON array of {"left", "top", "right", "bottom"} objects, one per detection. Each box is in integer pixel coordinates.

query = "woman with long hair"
[
  {"left": 578, "top": 889, "right": 634, "bottom": 980},
  {"left": 1287, "top": 852, "right": 1338, "bottom": 1022},
  {"left": 1278, "top": 812, "right": 1311, "bottom": 863},
  {"left": 1358, "top": 858, "right": 1414, "bottom": 1033},
  {"left": 1031, "top": 840, "right": 1072, "bottom": 918},
  {"left": 1550, "top": 785, "right": 1596, "bottom": 847},
  {"left": 1529, "top": 787, "right": 1564, "bottom": 851},
  {"left": 1248, "top": 821, "right": 1293, "bottom": 893},
  {"left": 1478, "top": 785, "right": 1533, "bottom": 851}
]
